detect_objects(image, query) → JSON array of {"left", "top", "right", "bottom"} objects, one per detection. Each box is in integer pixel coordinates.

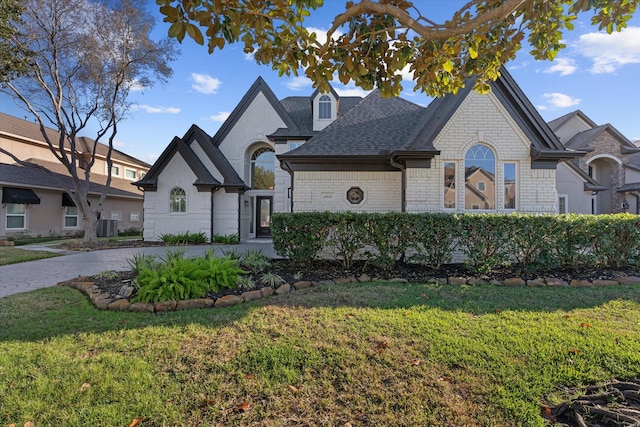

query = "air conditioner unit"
[{"left": 97, "top": 219, "right": 118, "bottom": 237}]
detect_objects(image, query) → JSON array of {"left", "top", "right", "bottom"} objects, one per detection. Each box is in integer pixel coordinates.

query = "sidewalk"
[{"left": 0, "top": 241, "right": 276, "bottom": 299}]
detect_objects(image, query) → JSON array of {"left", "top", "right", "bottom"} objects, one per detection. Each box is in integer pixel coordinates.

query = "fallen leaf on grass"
[
  {"left": 568, "top": 349, "right": 580, "bottom": 355},
  {"left": 541, "top": 406, "right": 556, "bottom": 422},
  {"left": 129, "top": 416, "right": 145, "bottom": 427},
  {"left": 494, "top": 308, "right": 502, "bottom": 314},
  {"left": 345, "top": 314, "right": 355, "bottom": 320},
  {"left": 580, "top": 322, "right": 592, "bottom": 328},
  {"left": 420, "top": 293, "right": 429, "bottom": 300},
  {"left": 410, "top": 359, "right": 421, "bottom": 366},
  {"left": 23, "top": 423, "right": 34, "bottom": 427},
  {"left": 245, "top": 374, "right": 254, "bottom": 379},
  {"left": 200, "top": 394, "right": 216, "bottom": 406},
  {"left": 288, "top": 385, "right": 299, "bottom": 393},
  {"left": 80, "top": 382, "right": 90, "bottom": 391},
  {"left": 563, "top": 314, "right": 571, "bottom": 319},
  {"left": 237, "top": 402, "right": 251, "bottom": 412}
]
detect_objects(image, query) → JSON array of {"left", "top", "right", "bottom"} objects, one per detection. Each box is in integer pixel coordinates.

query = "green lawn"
[
  {"left": 0, "top": 246, "right": 62, "bottom": 265},
  {"left": 1, "top": 282, "right": 639, "bottom": 426}
]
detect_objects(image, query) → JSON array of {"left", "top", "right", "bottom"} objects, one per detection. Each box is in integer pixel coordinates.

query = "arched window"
[
  {"left": 169, "top": 187, "right": 186, "bottom": 212},
  {"left": 251, "top": 147, "right": 275, "bottom": 190},
  {"left": 318, "top": 95, "right": 331, "bottom": 119},
  {"left": 464, "top": 145, "right": 495, "bottom": 210}
]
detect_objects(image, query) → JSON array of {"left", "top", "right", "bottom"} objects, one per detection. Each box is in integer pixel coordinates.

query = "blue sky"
[{"left": 2, "top": 2, "right": 639, "bottom": 164}]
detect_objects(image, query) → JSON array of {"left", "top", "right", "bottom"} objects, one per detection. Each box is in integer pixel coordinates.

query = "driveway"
[{"left": 0, "top": 241, "right": 276, "bottom": 299}]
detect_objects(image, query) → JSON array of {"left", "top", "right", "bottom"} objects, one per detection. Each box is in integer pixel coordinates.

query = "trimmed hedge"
[{"left": 272, "top": 212, "right": 640, "bottom": 274}]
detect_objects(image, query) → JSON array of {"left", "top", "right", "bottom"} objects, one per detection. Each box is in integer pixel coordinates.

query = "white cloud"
[
  {"left": 575, "top": 26, "right": 640, "bottom": 73},
  {"left": 191, "top": 73, "right": 222, "bottom": 94},
  {"left": 306, "top": 26, "right": 343, "bottom": 45},
  {"left": 543, "top": 57, "right": 577, "bottom": 76},
  {"left": 209, "top": 112, "right": 230, "bottom": 122},
  {"left": 540, "top": 92, "right": 581, "bottom": 110},
  {"left": 285, "top": 76, "right": 314, "bottom": 91},
  {"left": 133, "top": 104, "right": 181, "bottom": 114},
  {"left": 127, "top": 79, "right": 144, "bottom": 92},
  {"left": 335, "top": 84, "right": 371, "bottom": 97}
]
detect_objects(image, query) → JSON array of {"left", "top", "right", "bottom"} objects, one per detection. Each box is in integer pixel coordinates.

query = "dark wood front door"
[{"left": 256, "top": 196, "right": 272, "bottom": 237}]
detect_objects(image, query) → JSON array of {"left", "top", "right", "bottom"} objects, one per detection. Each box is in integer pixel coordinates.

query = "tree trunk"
[{"left": 80, "top": 204, "right": 100, "bottom": 245}]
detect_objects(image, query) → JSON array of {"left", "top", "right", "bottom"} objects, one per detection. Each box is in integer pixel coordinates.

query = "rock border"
[{"left": 58, "top": 273, "right": 640, "bottom": 313}]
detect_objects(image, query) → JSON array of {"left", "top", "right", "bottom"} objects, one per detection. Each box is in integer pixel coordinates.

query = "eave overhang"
[
  {"left": 277, "top": 154, "right": 396, "bottom": 172},
  {"left": 530, "top": 147, "right": 586, "bottom": 169},
  {"left": 389, "top": 149, "right": 441, "bottom": 169}
]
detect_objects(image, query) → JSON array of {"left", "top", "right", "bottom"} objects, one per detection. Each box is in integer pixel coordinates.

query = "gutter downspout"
[
  {"left": 388, "top": 155, "right": 406, "bottom": 212},
  {"left": 280, "top": 159, "right": 295, "bottom": 212}
]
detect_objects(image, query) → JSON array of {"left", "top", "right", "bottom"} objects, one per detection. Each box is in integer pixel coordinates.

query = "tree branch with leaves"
[{"left": 156, "top": 0, "right": 637, "bottom": 96}]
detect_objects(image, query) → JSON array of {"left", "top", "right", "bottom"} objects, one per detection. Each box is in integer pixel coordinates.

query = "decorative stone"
[
  {"left": 358, "top": 274, "right": 371, "bottom": 282},
  {"left": 177, "top": 298, "right": 214, "bottom": 310},
  {"left": 503, "top": 278, "right": 526, "bottom": 287},
  {"left": 489, "top": 279, "right": 503, "bottom": 286},
  {"left": 107, "top": 299, "right": 130, "bottom": 311},
  {"left": 570, "top": 279, "right": 593, "bottom": 287},
  {"left": 155, "top": 300, "right": 177, "bottom": 312},
  {"left": 260, "top": 286, "right": 274, "bottom": 297},
  {"left": 93, "top": 296, "right": 114, "bottom": 310},
  {"left": 617, "top": 276, "right": 640, "bottom": 284},
  {"left": 129, "top": 302, "right": 155, "bottom": 312},
  {"left": 526, "top": 279, "right": 546, "bottom": 287},
  {"left": 241, "top": 290, "right": 263, "bottom": 302},
  {"left": 592, "top": 279, "right": 619, "bottom": 286},
  {"left": 545, "top": 277, "right": 568, "bottom": 286},
  {"left": 429, "top": 277, "right": 448, "bottom": 285},
  {"left": 293, "top": 281, "right": 312, "bottom": 290},
  {"left": 118, "top": 285, "right": 135, "bottom": 298},
  {"left": 275, "top": 283, "right": 291, "bottom": 294},
  {"left": 335, "top": 277, "right": 354, "bottom": 284},
  {"left": 448, "top": 277, "right": 467, "bottom": 285},
  {"left": 467, "top": 277, "right": 489, "bottom": 286},
  {"left": 214, "top": 295, "right": 243, "bottom": 307}
]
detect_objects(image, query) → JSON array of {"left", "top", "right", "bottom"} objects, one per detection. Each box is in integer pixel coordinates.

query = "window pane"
[
  {"left": 504, "top": 163, "right": 516, "bottom": 209},
  {"left": 7, "top": 204, "right": 25, "bottom": 214},
  {"left": 319, "top": 95, "right": 331, "bottom": 119},
  {"left": 170, "top": 188, "right": 186, "bottom": 212},
  {"left": 443, "top": 162, "right": 456, "bottom": 209},
  {"left": 125, "top": 169, "right": 137, "bottom": 179},
  {"left": 251, "top": 149, "right": 275, "bottom": 190},
  {"left": 65, "top": 216, "right": 78, "bottom": 227},
  {"left": 465, "top": 145, "right": 495, "bottom": 210},
  {"left": 558, "top": 196, "right": 567, "bottom": 214},
  {"left": 7, "top": 215, "right": 24, "bottom": 229},
  {"left": 111, "top": 165, "right": 120, "bottom": 175}
]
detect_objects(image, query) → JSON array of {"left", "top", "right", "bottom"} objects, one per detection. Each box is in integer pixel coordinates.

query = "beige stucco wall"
[
  {"left": 293, "top": 171, "right": 402, "bottom": 212},
  {"left": 551, "top": 114, "right": 593, "bottom": 144},
  {"left": 406, "top": 90, "right": 557, "bottom": 214},
  {"left": 0, "top": 186, "right": 142, "bottom": 239},
  {"left": 555, "top": 163, "right": 592, "bottom": 214}
]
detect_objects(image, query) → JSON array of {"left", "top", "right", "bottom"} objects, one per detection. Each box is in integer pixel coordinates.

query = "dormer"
[{"left": 311, "top": 85, "right": 339, "bottom": 131}]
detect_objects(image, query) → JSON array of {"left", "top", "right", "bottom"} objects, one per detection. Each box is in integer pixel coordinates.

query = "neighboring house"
[
  {"left": 550, "top": 110, "right": 640, "bottom": 214},
  {"left": 138, "top": 68, "right": 583, "bottom": 242},
  {"left": 0, "top": 113, "right": 150, "bottom": 238}
]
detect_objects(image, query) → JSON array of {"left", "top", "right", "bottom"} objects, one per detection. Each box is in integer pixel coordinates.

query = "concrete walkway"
[{"left": 0, "top": 240, "right": 276, "bottom": 299}]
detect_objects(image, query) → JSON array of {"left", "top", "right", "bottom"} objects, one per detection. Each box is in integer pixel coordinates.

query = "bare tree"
[{"left": 1, "top": 0, "right": 176, "bottom": 243}]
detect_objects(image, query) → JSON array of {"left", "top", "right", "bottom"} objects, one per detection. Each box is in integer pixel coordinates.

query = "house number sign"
[{"left": 346, "top": 187, "right": 364, "bottom": 204}]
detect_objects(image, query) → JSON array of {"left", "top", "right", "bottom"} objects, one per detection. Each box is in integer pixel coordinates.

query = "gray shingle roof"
[
  {"left": 0, "top": 112, "right": 150, "bottom": 168},
  {"left": 285, "top": 90, "right": 426, "bottom": 156},
  {"left": 0, "top": 162, "right": 142, "bottom": 199}
]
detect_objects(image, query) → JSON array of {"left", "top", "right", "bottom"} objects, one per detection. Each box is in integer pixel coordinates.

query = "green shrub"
[
  {"left": 590, "top": 213, "right": 640, "bottom": 268},
  {"left": 213, "top": 233, "right": 239, "bottom": 244},
  {"left": 159, "top": 231, "right": 208, "bottom": 245},
  {"left": 325, "top": 212, "right": 366, "bottom": 268},
  {"left": 272, "top": 212, "right": 331, "bottom": 263},
  {"left": 127, "top": 253, "right": 160, "bottom": 276},
  {"left": 362, "top": 212, "right": 416, "bottom": 270},
  {"left": 260, "top": 272, "right": 285, "bottom": 287},
  {"left": 239, "top": 249, "right": 271, "bottom": 274},
  {"left": 133, "top": 250, "right": 246, "bottom": 303},
  {"left": 409, "top": 213, "right": 461, "bottom": 269}
]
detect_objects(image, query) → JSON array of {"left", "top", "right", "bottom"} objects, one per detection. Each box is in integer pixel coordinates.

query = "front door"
[{"left": 256, "top": 196, "right": 272, "bottom": 237}]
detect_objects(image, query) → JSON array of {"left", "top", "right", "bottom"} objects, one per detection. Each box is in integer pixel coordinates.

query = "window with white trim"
[
  {"left": 318, "top": 95, "right": 331, "bottom": 119},
  {"left": 111, "top": 165, "right": 120, "bottom": 176},
  {"left": 64, "top": 206, "right": 79, "bottom": 228},
  {"left": 443, "top": 162, "right": 456, "bottom": 209},
  {"left": 125, "top": 168, "right": 137, "bottom": 179},
  {"left": 6, "top": 204, "right": 26, "bottom": 229},
  {"left": 465, "top": 144, "right": 495, "bottom": 210},
  {"left": 251, "top": 148, "right": 275, "bottom": 190},
  {"left": 110, "top": 210, "right": 122, "bottom": 221},
  {"left": 170, "top": 187, "right": 186, "bottom": 212},
  {"left": 130, "top": 211, "right": 140, "bottom": 222},
  {"left": 558, "top": 195, "right": 567, "bottom": 214}
]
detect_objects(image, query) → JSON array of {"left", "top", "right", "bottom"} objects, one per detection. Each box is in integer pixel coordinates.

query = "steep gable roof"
[
  {"left": 211, "top": 77, "right": 297, "bottom": 147},
  {"left": 565, "top": 124, "right": 640, "bottom": 154},
  {"left": 135, "top": 125, "right": 246, "bottom": 192},
  {"left": 547, "top": 110, "right": 598, "bottom": 132}
]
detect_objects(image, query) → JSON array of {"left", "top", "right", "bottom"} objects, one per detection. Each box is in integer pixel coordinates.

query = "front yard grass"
[
  {"left": 1, "top": 282, "right": 639, "bottom": 426},
  {"left": 0, "top": 246, "right": 61, "bottom": 265}
]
